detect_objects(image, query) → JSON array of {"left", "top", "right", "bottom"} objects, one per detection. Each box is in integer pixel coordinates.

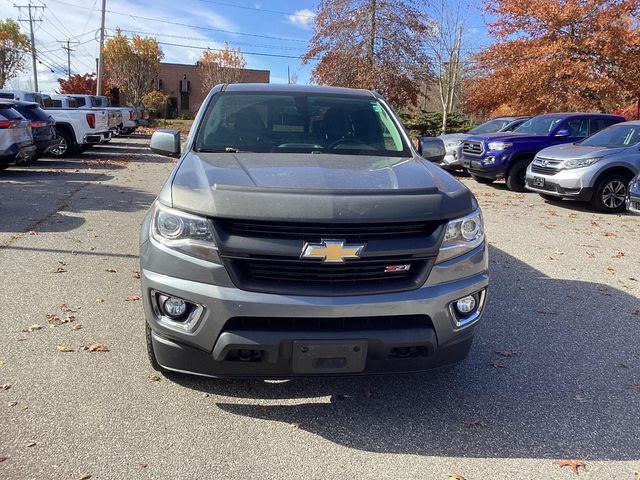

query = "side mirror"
[
  {"left": 417, "top": 136, "right": 446, "bottom": 162},
  {"left": 150, "top": 129, "right": 181, "bottom": 157},
  {"left": 555, "top": 129, "right": 571, "bottom": 138}
]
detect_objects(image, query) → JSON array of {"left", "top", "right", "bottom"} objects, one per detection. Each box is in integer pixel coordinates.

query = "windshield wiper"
[{"left": 196, "top": 147, "right": 245, "bottom": 153}]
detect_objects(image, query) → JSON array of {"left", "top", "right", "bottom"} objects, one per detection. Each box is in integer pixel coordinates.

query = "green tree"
[
  {"left": 142, "top": 90, "right": 169, "bottom": 118},
  {"left": 103, "top": 29, "right": 163, "bottom": 107},
  {"left": 0, "top": 19, "right": 30, "bottom": 88}
]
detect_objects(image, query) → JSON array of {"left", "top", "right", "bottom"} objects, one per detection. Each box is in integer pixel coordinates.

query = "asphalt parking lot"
[{"left": 1, "top": 136, "right": 639, "bottom": 480}]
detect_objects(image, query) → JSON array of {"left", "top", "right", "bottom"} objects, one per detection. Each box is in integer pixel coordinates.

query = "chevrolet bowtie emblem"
[{"left": 301, "top": 239, "right": 365, "bottom": 263}]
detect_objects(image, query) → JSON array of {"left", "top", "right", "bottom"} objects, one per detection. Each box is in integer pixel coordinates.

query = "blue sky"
[{"left": 1, "top": 0, "right": 493, "bottom": 94}]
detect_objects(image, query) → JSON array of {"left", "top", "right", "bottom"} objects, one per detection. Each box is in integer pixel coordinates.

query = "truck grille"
[
  {"left": 224, "top": 314, "right": 432, "bottom": 332},
  {"left": 531, "top": 158, "right": 562, "bottom": 176},
  {"left": 223, "top": 255, "right": 433, "bottom": 296},
  {"left": 217, "top": 218, "right": 439, "bottom": 241},
  {"left": 462, "top": 141, "right": 484, "bottom": 155}
]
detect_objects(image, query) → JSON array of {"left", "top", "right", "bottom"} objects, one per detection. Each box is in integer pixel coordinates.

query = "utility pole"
[
  {"left": 13, "top": 2, "right": 44, "bottom": 91},
  {"left": 96, "top": 0, "right": 106, "bottom": 95},
  {"left": 60, "top": 40, "right": 78, "bottom": 80}
]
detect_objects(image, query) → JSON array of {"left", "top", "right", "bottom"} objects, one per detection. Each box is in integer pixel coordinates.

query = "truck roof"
[
  {"left": 223, "top": 83, "right": 375, "bottom": 97},
  {"left": 532, "top": 112, "right": 623, "bottom": 119}
]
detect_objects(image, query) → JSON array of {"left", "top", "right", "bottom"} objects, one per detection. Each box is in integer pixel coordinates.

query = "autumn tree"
[
  {"left": 198, "top": 43, "right": 246, "bottom": 92},
  {"left": 0, "top": 19, "right": 30, "bottom": 88},
  {"left": 103, "top": 29, "right": 163, "bottom": 107},
  {"left": 142, "top": 90, "right": 169, "bottom": 117},
  {"left": 303, "top": 0, "right": 431, "bottom": 108},
  {"left": 57, "top": 73, "right": 110, "bottom": 95},
  {"left": 464, "top": 0, "right": 640, "bottom": 116}
]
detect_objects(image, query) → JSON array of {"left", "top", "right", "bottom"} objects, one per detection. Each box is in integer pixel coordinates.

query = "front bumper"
[
  {"left": 84, "top": 131, "right": 112, "bottom": 144},
  {"left": 141, "top": 239, "right": 489, "bottom": 378},
  {"left": 433, "top": 146, "right": 464, "bottom": 169},
  {"left": 525, "top": 166, "right": 596, "bottom": 201},
  {"left": 627, "top": 184, "right": 640, "bottom": 214},
  {"left": 463, "top": 153, "right": 507, "bottom": 179}
]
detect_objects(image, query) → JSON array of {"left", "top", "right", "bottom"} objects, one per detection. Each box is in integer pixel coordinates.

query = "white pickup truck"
[
  {"left": 51, "top": 94, "right": 124, "bottom": 137},
  {"left": 0, "top": 90, "right": 112, "bottom": 157},
  {"left": 68, "top": 94, "right": 138, "bottom": 135}
]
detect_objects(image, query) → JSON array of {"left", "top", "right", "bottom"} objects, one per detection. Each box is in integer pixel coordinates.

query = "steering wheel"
[{"left": 327, "top": 138, "right": 373, "bottom": 150}]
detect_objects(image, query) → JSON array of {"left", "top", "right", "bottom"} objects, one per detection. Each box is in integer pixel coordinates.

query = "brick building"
[{"left": 153, "top": 62, "right": 270, "bottom": 117}]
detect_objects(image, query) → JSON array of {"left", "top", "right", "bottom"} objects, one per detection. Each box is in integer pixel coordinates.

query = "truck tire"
[
  {"left": 48, "top": 128, "right": 76, "bottom": 157},
  {"left": 146, "top": 323, "right": 166, "bottom": 373},
  {"left": 470, "top": 174, "right": 494, "bottom": 184},
  {"left": 589, "top": 173, "right": 629, "bottom": 213},
  {"left": 506, "top": 160, "right": 530, "bottom": 192}
]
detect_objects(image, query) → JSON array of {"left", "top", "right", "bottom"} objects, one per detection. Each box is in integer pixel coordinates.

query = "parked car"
[
  {"left": 91, "top": 95, "right": 138, "bottom": 134},
  {"left": 461, "top": 113, "right": 625, "bottom": 191},
  {"left": 1, "top": 90, "right": 113, "bottom": 157},
  {"left": 627, "top": 173, "right": 640, "bottom": 214},
  {"left": 8, "top": 101, "right": 58, "bottom": 161},
  {"left": 0, "top": 102, "right": 35, "bottom": 170},
  {"left": 0, "top": 89, "right": 52, "bottom": 107},
  {"left": 525, "top": 121, "right": 640, "bottom": 212},
  {"left": 52, "top": 94, "right": 123, "bottom": 137},
  {"left": 420, "top": 116, "right": 529, "bottom": 171},
  {"left": 142, "top": 83, "right": 489, "bottom": 378}
]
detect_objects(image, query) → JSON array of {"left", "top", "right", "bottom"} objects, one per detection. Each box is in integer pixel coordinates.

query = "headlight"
[
  {"left": 487, "top": 141, "right": 512, "bottom": 151},
  {"left": 436, "top": 208, "right": 485, "bottom": 263},
  {"left": 562, "top": 157, "right": 601, "bottom": 169},
  {"left": 150, "top": 202, "right": 219, "bottom": 262},
  {"left": 444, "top": 140, "right": 462, "bottom": 149}
]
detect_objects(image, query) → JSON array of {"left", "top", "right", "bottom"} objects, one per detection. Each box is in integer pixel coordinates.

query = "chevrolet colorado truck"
[
  {"left": 461, "top": 113, "right": 624, "bottom": 191},
  {"left": 141, "top": 84, "right": 489, "bottom": 378}
]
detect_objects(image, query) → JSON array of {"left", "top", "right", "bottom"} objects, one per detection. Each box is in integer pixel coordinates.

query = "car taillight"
[
  {"left": 86, "top": 113, "right": 96, "bottom": 128},
  {"left": 141, "top": 111, "right": 145, "bottom": 119},
  {"left": 0, "top": 120, "right": 19, "bottom": 129},
  {"left": 129, "top": 110, "right": 135, "bottom": 120},
  {"left": 31, "top": 120, "right": 47, "bottom": 128}
]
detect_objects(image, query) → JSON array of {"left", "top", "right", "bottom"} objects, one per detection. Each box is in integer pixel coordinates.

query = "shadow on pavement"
[{"left": 172, "top": 245, "right": 640, "bottom": 460}]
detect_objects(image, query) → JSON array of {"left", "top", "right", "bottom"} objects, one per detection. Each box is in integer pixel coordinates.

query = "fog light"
[
  {"left": 163, "top": 297, "right": 187, "bottom": 318},
  {"left": 455, "top": 295, "right": 477, "bottom": 315}
]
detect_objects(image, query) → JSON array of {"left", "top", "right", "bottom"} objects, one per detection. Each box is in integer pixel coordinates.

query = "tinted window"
[
  {"left": 0, "top": 93, "right": 15, "bottom": 99},
  {"left": 72, "top": 96, "right": 86, "bottom": 107},
  {"left": 51, "top": 99, "right": 62, "bottom": 107},
  {"left": 581, "top": 124, "right": 640, "bottom": 147},
  {"left": 562, "top": 118, "right": 590, "bottom": 137},
  {"left": 195, "top": 92, "right": 410, "bottom": 156},
  {"left": 13, "top": 104, "right": 49, "bottom": 121},
  {"left": 502, "top": 118, "right": 527, "bottom": 131},
  {"left": 0, "top": 106, "right": 25, "bottom": 120}
]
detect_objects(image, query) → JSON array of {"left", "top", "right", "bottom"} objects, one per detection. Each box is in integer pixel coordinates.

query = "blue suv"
[{"left": 461, "top": 113, "right": 624, "bottom": 191}]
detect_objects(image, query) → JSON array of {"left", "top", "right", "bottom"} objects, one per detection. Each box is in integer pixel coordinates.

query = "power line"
[
  {"left": 45, "top": 0, "right": 309, "bottom": 43},
  {"left": 60, "top": 39, "right": 79, "bottom": 79},
  {"left": 195, "top": 0, "right": 316, "bottom": 18}
]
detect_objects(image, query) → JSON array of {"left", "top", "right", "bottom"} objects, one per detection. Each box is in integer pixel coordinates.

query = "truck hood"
[
  {"left": 466, "top": 132, "right": 547, "bottom": 144},
  {"left": 536, "top": 143, "right": 627, "bottom": 160},
  {"left": 167, "top": 152, "right": 475, "bottom": 222},
  {"left": 439, "top": 133, "right": 469, "bottom": 142}
]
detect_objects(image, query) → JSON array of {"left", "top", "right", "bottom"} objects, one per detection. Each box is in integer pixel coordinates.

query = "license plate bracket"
[
  {"left": 292, "top": 340, "right": 367, "bottom": 374},
  {"left": 463, "top": 158, "right": 471, "bottom": 168},
  {"left": 533, "top": 176, "right": 545, "bottom": 187}
]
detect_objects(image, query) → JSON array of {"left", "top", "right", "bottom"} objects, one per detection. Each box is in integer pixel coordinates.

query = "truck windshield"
[
  {"left": 580, "top": 124, "right": 640, "bottom": 147},
  {"left": 468, "top": 118, "right": 511, "bottom": 135},
  {"left": 513, "top": 116, "right": 562, "bottom": 136},
  {"left": 195, "top": 92, "right": 410, "bottom": 156}
]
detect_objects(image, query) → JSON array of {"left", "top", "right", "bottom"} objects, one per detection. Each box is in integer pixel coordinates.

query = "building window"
[{"left": 180, "top": 91, "right": 189, "bottom": 112}]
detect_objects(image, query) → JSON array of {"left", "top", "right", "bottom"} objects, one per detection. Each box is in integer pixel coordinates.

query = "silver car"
[
  {"left": 0, "top": 102, "right": 35, "bottom": 170},
  {"left": 627, "top": 173, "right": 640, "bottom": 214},
  {"left": 142, "top": 84, "right": 489, "bottom": 378},
  {"left": 525, "top": 121, "right": 640, "bottom": 212},
  {"left": 422, "top": 116, "right": 529, "bottom": 171}
]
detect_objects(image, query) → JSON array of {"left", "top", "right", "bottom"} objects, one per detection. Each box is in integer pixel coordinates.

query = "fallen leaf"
[
  {"left": 26, "top": 441, "right": 36, "bottom": 447},
  {"left": 601, "top": 231, "right": 616, "bottom": 237},
  {"left": 95, "top": 298, "right": 105, "bottom": 303},
  {"left": 7, "top": 401, "right": 18, "bottom": 407},
  {"left": 489, "top": 360, "right": 505, "bottom": 369},
  {"left": 147, "top": 374, "right": 161, "bottom": 382},
  {"left": 632, "top": 309, "right": 640, "bottom": 316},
  {"left": 464, "top": 419, "right": 486, "bottom": 428},
  {"left": 81, "top": 343, "right": 110, "bottom": 352},
  {"left": 60, "top": 304, "right": 77, "bottom": 313},
  {"left": 139, "top": 463, "right": 148, "bottom": 468},
  {"left": 612, "top": 251, "right": 625, "bottom": 258},
  {"left": 0, "top": 384, "right": 10, "bottom": 391},
  {"left": 105, "top": 268, "right": 117, "bottom": 273},
  {"left": 125, "top": 295, "right": 141, "bottom": 302},
  {"left": 71, "top": 324, "right": 82, "bottom": 331},
  {"left": 46, "top": 313, "right": 61, "bottom": 325},
  {"left": 202, "top": 393, "right": 209, "bottom": 398},
  {"left": 56, "top": 345, "right": 74, "bottom": 353},
  {"left": 22, "top": 324, "right": 43, "bottom": 333},
  {"left": 290, "top": 422, "right": 300, "bottom": 428},
  {"left": 449, "top": 473, "right": 466, "bottom": 480},
  {"left": 495, "top": 350, "right": 524, "bottom": 358},
  {"left": 606, "top": 266, "right": 615, "bottom": 275},
  {"left": 628, "top": 384, "right": 640, "bottom": 391},
  {"left": 27, "top": 230, "right": 37, "bottom": 236},
  {"left": 0, "top": 455, "right": 8, "bottom": 462},
  {"left": 72, "top": 474, "right": 92, "bottom": 480},
  {"left": 132, "top": 272, "right": 141, "bottom": 279},
  {"left": 553, "top": 459, "right": 586, "bottom": 474},
  {"left": 52, "top": 267, "right": 67, "bottom": 273}
]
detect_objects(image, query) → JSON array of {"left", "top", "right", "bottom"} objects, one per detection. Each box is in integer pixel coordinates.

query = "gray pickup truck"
[{"left": 142, "top": 84, "right": 488, "bottom": 378}]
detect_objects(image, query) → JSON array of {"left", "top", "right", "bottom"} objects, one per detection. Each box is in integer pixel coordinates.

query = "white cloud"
[{"left": 287, "top": 8, "right": 316, "bottom": 29}]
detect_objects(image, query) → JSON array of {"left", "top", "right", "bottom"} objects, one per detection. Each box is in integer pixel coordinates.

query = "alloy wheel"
[
  {"left": 601, "top": 180, "right": 627, "bottom": 210},
  {"left": 50, "top": 137, "right": 67, "bottom": 156}
]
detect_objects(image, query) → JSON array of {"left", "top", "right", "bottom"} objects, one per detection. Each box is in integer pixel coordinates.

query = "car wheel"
[
  {"left": 48, "top": 129, "right": 74, "bottom": 157},
  {"left": 506, "top": 160, "right": 530, "bottom": 192},
  {"left": 470, "top": 174, "right": 494, "bottom": 184},
  {"left": 146, "top": 323, "right": 166, "bottom": 373},
  {"left": 590, "top": 174, "right": 629, "bottom": 213}
]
